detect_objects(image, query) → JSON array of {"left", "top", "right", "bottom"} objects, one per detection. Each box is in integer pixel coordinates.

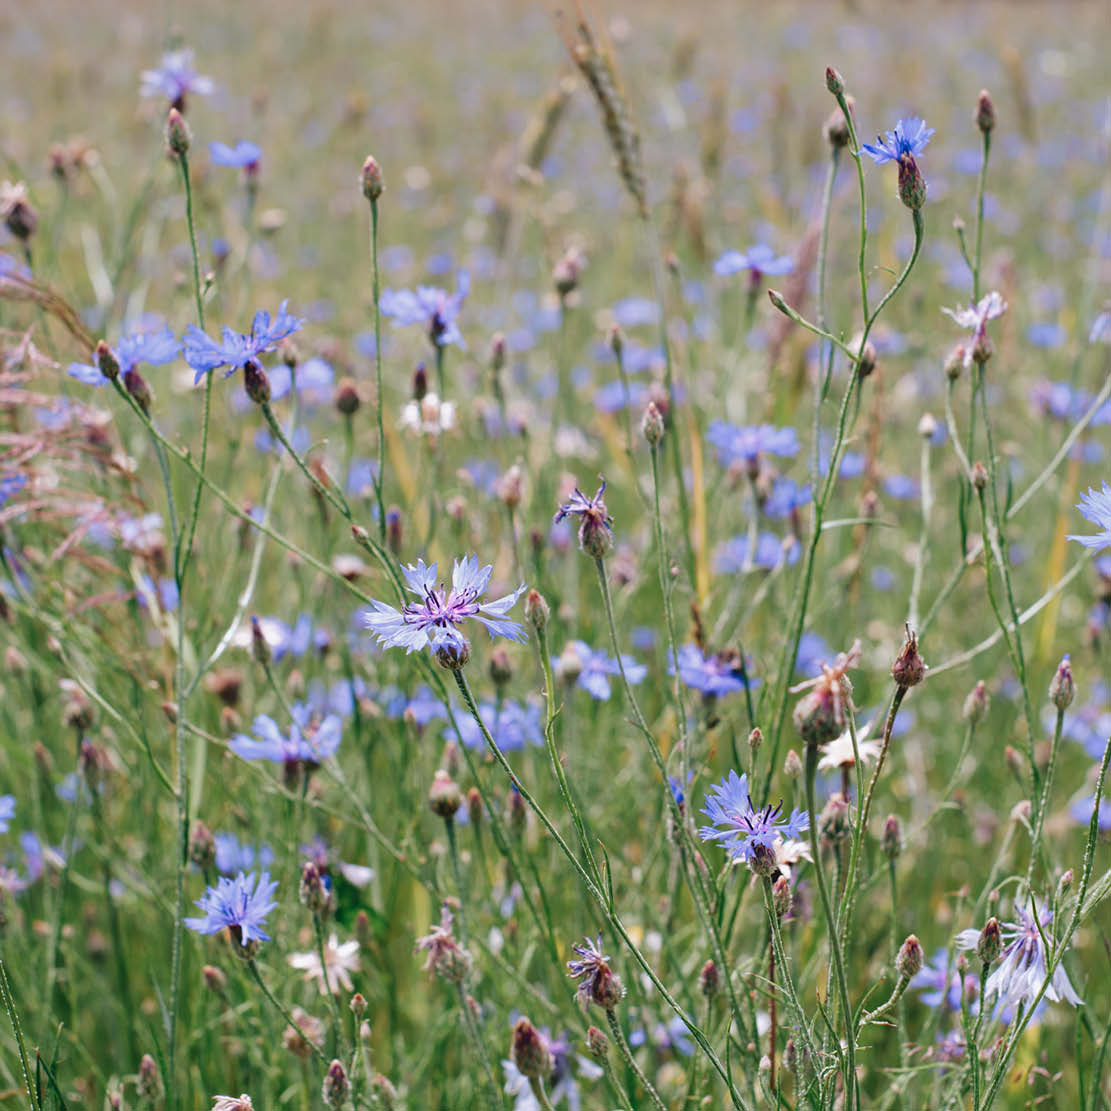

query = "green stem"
[
  {"left": 313, "top": 911, "right": 349, "bottom": 1061},
  {"left": 247, "top": 958, "right": 330, "bottom": 1066},
  {"left": 369, "top": 198, "right": 388, "bottom": 543},
  {"left": 605, "top": 1008, "right": 667, "bottom": 1111}
]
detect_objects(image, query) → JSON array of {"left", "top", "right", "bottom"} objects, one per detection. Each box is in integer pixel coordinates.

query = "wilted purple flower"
[
  {"left": 184, "top": 871, "right": 278, "bottom": 948},
  {"left": 859, "top": 117, "right": 935, "bottom": 164},
  {"left": 210, "top": 141, "right": 261, "bottom": 172},
  {"left": 67, "top": 326, "right": 180, "bottom": 388},
  {"left": 713, "top": 244, "right": 794, "bottom": 281},
  {"left": 942, "top": 292, "right": 1007, "bottom": 371},
  {"left": 379, "top": 270, "right": 469, "bottom": 349},
  {"left": 415, "top": 904, "right": 471, "bottom": 982},
  {"left": 183, "top": 303, "right": 304, "bottom": 384},
  {"left": 956, "top": 904, "right": 1081, "bottom": 1012},
  {"left": 364, "top": 555, "right": 526, "bottom": 655},
  {"left": 699, "top": 770, "right": 808, "bottom": 869},
  {"left": 1067, "top": 483, "right": 1111, "bottom": 553},
  {"left": 670, "top": 644, "right": 758, "bottom": 696},
  {"left": 140, "top": 49, "right": 214, "bottom": 109},
  {"left": 707, "top": 422, "right": 799, "bottom": 469},
  {"left": 567, "top": 935, "right": 624, "bottom": 1009},
  {"left": 229, "top": 710, "right": 342, "bottom": 767},
  {"left": 554, "top": 480, "right": 614, "bottom": 558}
]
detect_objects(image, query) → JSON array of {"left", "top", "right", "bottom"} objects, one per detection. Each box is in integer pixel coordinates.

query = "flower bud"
[
  {"left": 165, "top": 108, "right": 191, "bottom": 157},
  {"left": 944, "top": 345, "right": 966, "bottom": 380},
  {"left": 250, "top": 615, "right": 271, "bottom": 665},
  {"left": 489, "top": 646, "right": 513, "bottom": 689},
  {"left": 608, "top": 323, "right": 624, "bottom": 358},
  {"left": 95, "top": 340, "right": 121, "bottom": 382},
  {"left": 784, "top": 749, "right": 803, "bottom": 780},
  {"left": 524, "top": 588, "right": 550, "bottom": 631},
  {"left": 202, "top": 963, "right": 227, "bottom": 995},
  {"left": 971, "top": 462, "right": 988, "bottom": 491},
  {"left": 243, "top": 359, "right": 271, "bottom": 406},
  {"left": 917, "top": 412, "right": 937, "bottom": 439},
  {"left": 428, "top": 769, "right": 463, "bottom": 819},
  {"left": 371, "top": 1074, "right": 399, "bottom": 1108},
  {"left": 1049, "top": 654, "right": 1075, "bottom": 711},
  {"left": 586, "top": 1025, "right": 609, "bottom": 1060},
  {"left": 699, "top": 959, "right": 720, "bottom": 998},
  {"left": 975, "top": 90, "right": 996, "bottom": 135},
  {"left": 1, "top": 183, "right": 37, "bottom": 242},
  {"left": 334, "top": 376, "right": 360, "bottom": 416},
  {"left": 882, "top": 814, "right": 903, "bottom": 860},
  {"left": 772, "top": 875, "right": 791, "bottom": 917},
  {"left": 498, "top": 464, "right": 524, "bottom": 509},
  {"left": 466, "top": 787, "right": 483, "bottom": 827},
  {"left": 508, "top": 787, "right": 527, "bottom": 837},
  {"left": 851, "top": 333, "right": 877, "bottom": 379},
  {"left": 322, "top": 1059, "right": 350, "bottom": 1107},
  {"left": 361, "top": 156, "right": 384, "bottom": 201},
  {"left": 825, "top": 66, "right": 845, "bottom": 96},
  {"left": 895, "top": 934, "right": 923, "bottom": 979},
  {"left": 189, "top": 820, "right": 216, "bottom": 871},
  {"left": 891, "top": 627, "right": 927, "bottom": 688},
  {"left": 822, "top": 101, "right": 853, "bottom": 149},
  {"left": 978, "top": 917, "right": 1003, "bottom": 965},
  {"left": 138, "top": 1054, "right": 164, "bottom": 1103},
  {"left": 434, "top": 638, "right": 471, "bottom": 671},
  {"left": 511, "top": 1018, "right": 552, "bottom": 1079},
  {"left": 897, "top": 152, "right": 927, "bottom": 211},
  {"left": 386, "top": 507, "right": 403, "bottom": 555},
  {"left": 124, "top": 368, "right": 152, "bottom": 414},
  {"left": 751, "top": 840, "right": 778, "bottom": 877},
  {"left": 641, "top": 402, "right": 665, "bottom": 446},
  {"left": 490, "top": 331, "right": 507, "bottom": 372},
  {"left": 300, "top": 861, "right": 331, "bottom": 914},
  {"left": 963, "top": 680, "right": 989, "bottom": 724}
]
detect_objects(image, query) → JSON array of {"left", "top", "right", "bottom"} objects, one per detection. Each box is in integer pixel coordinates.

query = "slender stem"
[
  {"left": 369, "top": 198, "right": 388, "bottom": 543},
  {"left": 804, "top": 743, "right": 856, "bottom": 1107},
  {"left": 972, "top": 130, "right": 991, "bottom": 302},
  {"left": 313, "top": 911, "right": 349, "bottom": 1060},
  {"left": 1025, "top": 707, "right": 1064, "bottom": 893},
  {"left": 445, "top": 817, "right": 469, "bottom": 944},
  {"left": 528, "top": 1076, "right": 556, "bottom": 1111},
  {"left": 247, "top": 959, "right": 330, "bottom": 1066},
  {"left": 605, "top": 1008, "right": 667, "bottom": 1111},
  {"left": 456, "top": 983, "right": 502, "bottom": 1111},
  {"left": 833, "top": 90, "right": 870, "bottom": 321}
]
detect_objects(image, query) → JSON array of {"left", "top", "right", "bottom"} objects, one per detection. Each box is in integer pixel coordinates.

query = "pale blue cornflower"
[
  {"left": 184, "top": 871, "right": 278, "bottom": 948},
  {"left": 707, "top": 422, "right": 799, "bottom": 469},
  {"left": 1068, "top": 483, "right": 1111, "bottom": 553},
  {"left": 444, "top": 698, "right": 543, "bottom": 751},
  {"left": 859, "top": 117, "right": 935, "bottom": 164},
  {"left": 554, "top": 640, "right": 646, "bottom": 701},
  {"left": 956, "top": 904, "right": 1081, "bottom": 1012},
  {"left": 670, "top": 644, "right": 757, "bottom": 697},
  {"left": 229, "top": 709, "right": 342, "bottom": 767},
  {"left": 0, "top": 796, "right": 15, "bottom": 833},
  {"left": 67, "top": 326, "right": 180, "bottom": 387},
  {"left": 713, "top": 244, "right": 794, "bottom": 280},
  {"left": 379, "top": 270, "right": 470, "bottom": 349},
  {"left": 910, "top": 950, "right": 978, "bottom": 1012},
  {"left": 214, "top": 833, "right": 275, "bottom": 876},
  {"left": 364, "top": 556, "right": 526, "bottom": 657},
  {"left": 183, "top": 302, "right": 304, "bottom": 384},
  {"left": 140, "top": 48, "right": 214, "bottom": 109},
  {"left": 0, "top": 474, "right": 26, "bottom": 507},
  {"left": 210, "top": 141, "right": 261, "bottom": 172},
  {"left": 699, "top": 770, "right": 808, "bottom": 868}
]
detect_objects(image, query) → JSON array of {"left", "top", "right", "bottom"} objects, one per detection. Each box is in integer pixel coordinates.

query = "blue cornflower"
[
  {"left": 1070, "top": 795, "right": 1111, "bottom": 831},
  {"left": 214, "top": 833, "right": 275, "bottom": 876},
  {"left": 669, "top": 772, "right": 694, "bottom": 809},
  {"left": 210, "top": 141, "right": 261, "bottom": 172},
  {"left": 384, "top": 685, "right": 448, "bottom": 727},
  {"left": 713, "top": 244, "right": 794, "bottom": 280},
  {"left": 555, "top": 640, "right": 647, "bottom": 701},
  {"left": 554, "top": 480, "right": 614, "bottom": 559},
  {"left": 183, "top": 302, "right": 304, "bottom": 384},
  {"left": 0, "top": 796, "right": 14, "bottom": 833},
  {"left": 859, "top": 117, "right": 935, "bottom": 164},
  {"left": 67, "top": 326, "right": 180, "bottom": 388},
  {"left": 364, "top": 555, "right": 526, "bottom": 658},
  {"left": 707, "top": 422, "right": 799, "bottom": 469},
  {"left": 1067, "top": 483, "right": 1111, "bottom": 552},
  {"left": 0, "top": 473, "right": 26, "bottom": 506},
  {"left": 698, "top": 770, "right": 809, "bottom": 869},
  {"left": 910, "top": 950, "right": 978, "bottom": 1011},
  {"left": 956, "top": 904, "right": 1081, "bottom": 1011},
  {"left": 229, "top": 709, "right": 342, "bottom": 767},
  {"left": 140, "top": 48, "right": 214, "bottom": 108},
  {"left": 445, "top": 699, "right": 543, "bottom": 751},
  {"left": 184, "top": 870, "right": 278, "bottom": 948},
  {"left": 670, "top": 644, "right": 758, "bottom": 697},
  {"left": 715, "top": 532, "right": 800, "bottom": 572},
  {"left": 763, "top": 478, "right": 811, "bottom": 518},
  {"left": 379, "top": 270, "right": 469, "bottom": 349}
]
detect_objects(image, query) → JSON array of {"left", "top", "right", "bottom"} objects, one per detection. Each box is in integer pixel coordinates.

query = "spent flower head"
[
  {"left": 942, "top": 292, "right": 1007, "bottom": 371},
  {"left": 567, "top": 935, "right": 625, "bottom": 1009},
  {"left": 554, "top": 478, "right": 614, "bottom": 558}
]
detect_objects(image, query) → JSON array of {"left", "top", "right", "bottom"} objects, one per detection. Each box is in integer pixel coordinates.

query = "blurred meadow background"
[{"left": 2, "top": 0, "right": 1111, "bottom": 1108}]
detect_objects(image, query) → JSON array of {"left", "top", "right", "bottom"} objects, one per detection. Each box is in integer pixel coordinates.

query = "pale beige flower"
[
  {"left": 211, "top": 1096, "right": 253, "bottom": 1111},
  {"left": 288, "top": 934, "right": 360, "bottom": 994},
  {"left": 817, "top": 721, "right": 881, "bottom": 772}
]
